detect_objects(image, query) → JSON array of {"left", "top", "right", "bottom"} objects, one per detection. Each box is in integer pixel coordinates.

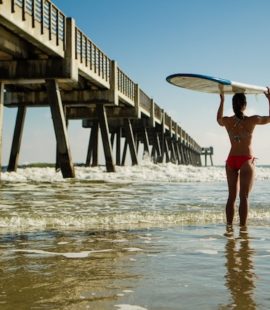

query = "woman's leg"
[
  {"left": 225, "top": 165, "right": 239, "bottom": 225},
  {"left": 239, "top": 160, "right": 255, "bottom": 226}
]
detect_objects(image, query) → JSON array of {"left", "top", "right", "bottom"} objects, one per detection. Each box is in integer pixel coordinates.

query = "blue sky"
[{"left": 3, "top": 0, "right": 270, "bottom": 165}]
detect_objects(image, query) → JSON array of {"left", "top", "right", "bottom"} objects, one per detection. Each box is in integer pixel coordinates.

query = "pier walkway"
[{"left": 0, "top": 0, "right": 206, "bottom": 178}]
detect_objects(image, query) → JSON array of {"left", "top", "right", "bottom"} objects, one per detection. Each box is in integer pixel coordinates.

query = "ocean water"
[{"left": 1, "top": 162, "right": 270, "bottom": 309}]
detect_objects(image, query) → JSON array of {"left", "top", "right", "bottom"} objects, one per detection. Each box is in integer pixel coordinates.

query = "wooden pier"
[
  {"left": 201, "top": 147, "right": 214, "bottom": 166},
  {"left": 0, "top": 0, "right": 208, "bottom": 178}
]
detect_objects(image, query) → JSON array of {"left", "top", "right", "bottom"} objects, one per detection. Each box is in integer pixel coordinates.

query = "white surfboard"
[{"left": 166, "top": 73, "right": 267, "bottom": 94}]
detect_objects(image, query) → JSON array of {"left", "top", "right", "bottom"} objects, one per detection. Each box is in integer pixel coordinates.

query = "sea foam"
[
  {"left": 2, "top": 162, "right": 270, "bottom": 184},
  {"left": 2, "top": 163, "right": 226, "bottom": 183}
]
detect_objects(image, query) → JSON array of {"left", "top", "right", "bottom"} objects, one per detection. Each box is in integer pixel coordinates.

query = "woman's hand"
[{"left": 264, "top": 87, "right": 270, "bottom": 102}]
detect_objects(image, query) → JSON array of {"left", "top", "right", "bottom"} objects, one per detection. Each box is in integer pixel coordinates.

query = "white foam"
[
  {"left": 115, "top": 305, "right": 148, "bottom": 310},
  {"left": 122, "top": 290, "right": 134, "bottom": 293},
  {"left": 195, "top": 249, "right": 218, "bottom": 255},
  {"left": 11, "top": 248, "right": 113, "bottom": 259},
  {"left": 0, "top": 210, "right": 226, "bottom": 232},
  {"left": 124, "top": 248, "right": 143, "bottom": 252},
  {"left": 0, "top": 163, "right": 225, "bottom": 183},
  {"left": 2, "top": 163, "right": 270, "bottom": 184}
]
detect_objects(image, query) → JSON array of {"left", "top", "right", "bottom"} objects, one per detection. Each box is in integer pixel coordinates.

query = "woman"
[{"left": 217, "top": 88, "right": 270, "bottom": 227}]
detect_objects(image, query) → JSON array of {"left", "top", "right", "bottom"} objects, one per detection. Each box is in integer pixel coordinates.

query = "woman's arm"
[
  {"left": 254, "top": 87, "right": 270, "bottom": 124},
  {"left": 217, "top": 93, "right": 225, "bottom": 126}
]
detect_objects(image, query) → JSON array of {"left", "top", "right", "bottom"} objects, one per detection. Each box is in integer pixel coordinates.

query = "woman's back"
[{"left": 223, "top": 115, "right": 257, "bottom": 156}]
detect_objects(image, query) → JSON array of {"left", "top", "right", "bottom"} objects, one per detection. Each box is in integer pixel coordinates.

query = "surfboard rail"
[{"left": 166, "top": 73, "right": 267, "bottom": 95}]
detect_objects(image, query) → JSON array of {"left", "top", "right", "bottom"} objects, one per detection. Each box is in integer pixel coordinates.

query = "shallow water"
[
  {"left": 2, "top": 226, "right": 270, "bottom": 309},
  {"left": 1, "top": 163, "right": 270, "bottom": 309}
]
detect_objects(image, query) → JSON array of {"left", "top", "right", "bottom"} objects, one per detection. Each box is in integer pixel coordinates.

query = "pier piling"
[
  {"left": 124, "top": 119, "right": 138, "bottom": 166},
  {"left": 8, "top": 106, "right": 26, "bottom": 172},
  {"left": 46, "top": 80, "right": 75, "bottom": 178},
  {"left": 96, "top": 105, "right": 115, "bottom": 172},
  {"left": 86, "top": 121, "right": 99, "bottom": 167}
]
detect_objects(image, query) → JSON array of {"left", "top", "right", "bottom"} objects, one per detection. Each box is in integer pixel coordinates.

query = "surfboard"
[{"left": 166, "top": 73, "right": 267, "bottom": 94}]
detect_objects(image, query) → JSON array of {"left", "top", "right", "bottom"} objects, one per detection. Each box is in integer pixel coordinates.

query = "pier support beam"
[
  {"left": 201, "top": 147, "right": 214, "bottom": 166},
  {"left": 56, "top": 113, "right": 68, "bottom": 171},
  {"left": 159, "top": 117, "right": 165, "bottom": 163},
  {"left": 86, "top": 121, "right": 99, "bottom": 167},
  {"left": 8, "top": 106, "right": 26, "bottom": 171},
  {"left": 174, "top": 140, "right": 181, "bottom": 164},
  {"left": 96, "top": 104, "right": 115, "bottom": 172},
  {"left": 151, "top": 130, "right": 162, "bottom": 163},
  {"left": 124, "top": 118, "right": 138, "bottom": 165},
  {"left": 179, "top": 142, "right": 185, "bottom": 164},
  {"left": 142, "top": 125, "right": 150, "bottom": 157},
  {"left": 164, "top": 138, "right": 170, "bottom": 163},
  {"left": 116, "top": 127, "right": 122, "bottom": 165},
  {"left": 0, "top": 83, "right": 4, "bottom": 178},
  {"left": 46, "top": 79, "right": 75, "bottom": 178},
  {"left": 169, "top": 138, "right": 176, "bottom": 163},
  {"left": 121, "top": 139, "right": 128, "bottom": 166}
]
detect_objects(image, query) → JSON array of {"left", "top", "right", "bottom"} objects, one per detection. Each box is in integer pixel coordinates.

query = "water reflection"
[
  {"left": 224, "top": 228, "right": 256, "bottom": 309},
  {"left": 0, "top": 230, "right": 145, "bottom": 309}
]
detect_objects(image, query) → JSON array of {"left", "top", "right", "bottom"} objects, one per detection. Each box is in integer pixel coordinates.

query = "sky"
[{"left": 3, "top": 0, "right": 270, "bottom": 165}]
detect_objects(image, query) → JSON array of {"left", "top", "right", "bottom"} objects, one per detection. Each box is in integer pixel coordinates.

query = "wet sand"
[{"left": 1, "top": 224, "right": 270, "bottom": 309}]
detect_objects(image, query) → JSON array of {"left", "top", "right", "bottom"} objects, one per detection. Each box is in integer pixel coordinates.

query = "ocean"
[{"left": 1, "top": 161, "right": 270, "bottom": 309}]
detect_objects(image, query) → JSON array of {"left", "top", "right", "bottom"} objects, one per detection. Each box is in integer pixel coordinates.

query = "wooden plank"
[
  {"left": 7, "top": 106, "right": 26, "bottom": 171},
  {"left": 46, "top": 79, "right": 75, "bottom": 178},
  {"left": 0, "top": 82, "right": 4, "bottom": 178},
  {"left": 96, "top": 104, "right": 115, "bottom": 172},
  {"left": 11, "top": 0, "right": 15, "bottom": 12},
  {"left": 124, "top": 118, "right": 138, "bottom": 165},
  {"left": 22, "top": 0, "right": 26, "bottom": 21}
]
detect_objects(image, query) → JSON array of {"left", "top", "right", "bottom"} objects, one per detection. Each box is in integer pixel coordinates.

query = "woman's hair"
[{"left": 232, "top": 93, "right": 246, "bottom": 119}]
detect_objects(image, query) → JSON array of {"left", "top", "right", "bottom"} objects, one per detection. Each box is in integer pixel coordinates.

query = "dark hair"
[{"left": 232, "top": 93, "right": 246, "bottom": 119}]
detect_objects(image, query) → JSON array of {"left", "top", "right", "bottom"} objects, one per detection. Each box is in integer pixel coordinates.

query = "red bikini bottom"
[{"left": 226, "top": 155, "right": 253, "bottom": 170}]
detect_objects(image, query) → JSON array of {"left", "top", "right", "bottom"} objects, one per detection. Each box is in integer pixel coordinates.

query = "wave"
[
  {"left": 1, "top": 162, "right": 270, "bottom": 183},
  {"left": 1, "top": 206, "right": 270, "bottom": 233},
  {"left": 1, "top": 161, "right": 270, "bottom": 234}
]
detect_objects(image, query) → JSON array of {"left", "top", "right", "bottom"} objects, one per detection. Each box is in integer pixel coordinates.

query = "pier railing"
[
  {"left": 139, "top": 89, "right": 152, "bottom": 115},
  {"left": 0, "top": 0, "right": 66, "bottom": 55},
  {"left": 75, "top": 26, "right": 110, "bottom": 87},
  {"left": 117, "top": 68, "right": 136, "bottom": 104}
]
